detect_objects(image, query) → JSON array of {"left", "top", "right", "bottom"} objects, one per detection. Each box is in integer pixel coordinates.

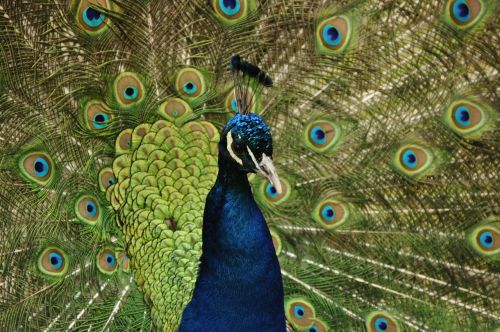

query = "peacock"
[{"left": 0, "top": 0, "right": 498, "bottom": 331}]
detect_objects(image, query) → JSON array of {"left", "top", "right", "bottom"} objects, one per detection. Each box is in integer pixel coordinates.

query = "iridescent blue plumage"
[{"left": 179, "top": 114, "right": 285, "bottom": 331}]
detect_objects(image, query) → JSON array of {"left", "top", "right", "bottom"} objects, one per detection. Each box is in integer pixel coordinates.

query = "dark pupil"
[
  {"left": 125, "top": 87, "right": 135, "bottom": 96},
  {"left": 270, "top": 186, "right": 277, "bottom": 194},
  {"left": 484, "top": 235, "right": 493, "bottom": 244},
  {"left": 34, "top": 161, "right": 45, "bottom": 172},
  {"left": 87, "top": 204, "right": 94, "bottom": 213},
  {"left": 314, "top": 129, "right": 325, "bottom": 140},
  {"left": 459, "top": 110, "right": 470, "bottom": 122},
  {"left": 297, "top": 309, "right": 304, "bottom": 316},
  {"left": 327, "top": 27, "right": 339, "bottom": 41},
  {"left": 406, "top": 153, "right": 416, "bottom": 163},
  {"left": 107, "top": 256, "right": 113, "bottom": 263},
  {"left": 50, "top": 256, "right": 59, "bottom": 265},
  {"left": 378, "top": 322, "right": 388, "bottom": 330},
  {"left": 186, "top": 83, "right": 194, "bottom": 90},
  {"left": 95, "top": 114, "right": 105, "bottom": 122},
  {"left": 86, "top": 7, "right": 102, "bottom": 21},
  {"left": 108, "top": 179, "right": 114, "bottom": 185},
  {"left": 326, "top": 208, "right": 334, "bottom": 217},
  {"left": 457, "top": 3, "right": 469, "bottom": 17},
  {"left": 223, "top": 0, "right": 237, "bottom": 9}
]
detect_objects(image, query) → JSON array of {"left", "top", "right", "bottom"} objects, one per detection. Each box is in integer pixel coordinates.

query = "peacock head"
[{"left": 220, "top": 113, "right": 282, "bottom": 194}]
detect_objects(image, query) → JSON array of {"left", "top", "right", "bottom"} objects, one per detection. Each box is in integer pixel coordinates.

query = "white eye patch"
[{"left": 226, "top": 131, "right": 243, "bottom": 166}]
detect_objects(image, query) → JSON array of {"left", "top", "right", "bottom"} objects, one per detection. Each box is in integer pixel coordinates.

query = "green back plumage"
[{"left": 0, "top": 0, "right": 498, "bottom": 331}]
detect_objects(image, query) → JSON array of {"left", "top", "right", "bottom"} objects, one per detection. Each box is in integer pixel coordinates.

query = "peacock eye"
[
  {"left": 92, "top": 113, "right": 110, "bottom": 129},
  {"left": 366, "top": 311, "right": 399, "bottom": 332},
  {"left": 83, "top": 7, "right": 105, "bottom": 28},
  {"left": 293, "top": 305, "right": 305, "bottom": 318},
  {"left": 183, "top": 82, "right": 197, "bottom": 95},
  {"left": 105, "top": 253, "right": 115, "bottom": 266},
  {"left": 49, "top": 252, "right": 63, "bottom": 269},
  {"left": 265, "top": 182, "right": 279, "bottom": 199},
  {"left": 217, "top": 0, "right": 242, "bottom": 17},
  {"left": 34, "top": 157, "right": 49, "bottom": 177},
  {"left": 303, "top": 120, "right": 342, "bottom": 154},
  {"left": 38, "top": 247, "right": 69, "bottom": 277},
  {"left": 175, "top": 68, "right": 206, "bottom": 99},
  {"left": 20, "top": 152, "right": 54, "bottom": 185},
  {"left": 445, "top": 0, "right": 484, "bottom": 29},
  {"left": 75, "top": 196, "right": 101, "bottom": 225},
  {"left": 394, "top": 144, "right": 433, "bottom": 178},
  {"left": 113, "top": 72, "right": 145, "bottom": 108},
  {"left": 308, "top": 326, "right": 318, "bottom": 332},
  {"left": 444, "top": 99, "right": 490, "bottom": 138},
  {"left": 285, "top": 298, "right": 316, "bottom": 330},
  {"left": 76, "top": 0, "right": 111, "bottom": 34},
  {"left": 375, "top": 317, "right": 389, "bottom": 331},
  {"left": 477, "top": 230, "right": 494, "bottom": 250},
  {"left": 97, "top": 249, "right": 118, "bottom": 274},
  {"left": 401, "top": 149, "right": 418, "bottom": 169},
  {"left": 321, "top": 204, "right": 335, "bottom": 223},
  {"left": 124, "top": 86, "right": 139, "bottom": 100},
  {"left": 312, "top": 199, "right": 350, "bottom": 230},
  {"left": 316, "top": 15, "right": 352, "bottom": 54}
]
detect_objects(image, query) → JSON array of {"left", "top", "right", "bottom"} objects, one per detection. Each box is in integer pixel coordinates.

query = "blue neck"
[{"left": 179, "top": 158, "right": 285, "bottom": 331}]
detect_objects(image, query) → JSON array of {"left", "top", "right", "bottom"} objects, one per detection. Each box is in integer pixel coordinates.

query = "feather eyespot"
[
  {"left": 113, "top": 72, "right": 145, "bottom": 108},
  {"left": 446, "top": 0, "right": 484, "bottom": 28},
  {"left": 316, "top": 16, "right": 352, "bottom": 54},
  {"left": 175, "top": 68, "right": 206, "bottom": 99},
  {"left": 212, "top": 0, "right": 250, "bottom": 23},
  {"left": 312, "top": 199, "right": 350, "bottom": 230},
  {"left": 116, "top": 129, "right": 133, "bottom": 154},
  {"left": 20, "top": 152, "right": 54, "bottom": 185},
  {"left": 468, "top": 223, "right": 499, "bottom": 257},
  {"left": 366, "top": 311, "right": 399, "bottom": 332},
  {"left": 285, "top": 298, "right": 316, "bottom": 329},
  {"left": 308, "top": 319, "right": 328, "bottom": 332},
  {"left": 444, "top": 99, "right": 491, "bottom": 138},
  {"left": 303, "top": 121, "right": 341, "bottom": 153},
  {"left": 225, "top": 87, "right": 255, "bottom": 114},
  {"left": 159, "top": 98, "right": 193, "bottom": 123},
  {"left": 257, "top": 178, "right": 291, "bottom": 206},
  {"left": 75, "top": 196, "right": 101, "bottom": 225},
  {"left": 97, "top": 249, "right": 118, "bottom": 274},
  {"left": 38, "top": 247, "right": 69, "bottom": 277},
  {"left": 76, "top": 0, "right": 111, "bottom": 34},
  {"left": 85, "top": 101, "right": 112, "bottom": 131},
  {"left": 393, "top": 144, "right": 433, "bottom": 178},
  {"left": 99, "top": 168, "right": 116, "bottom": 191}
]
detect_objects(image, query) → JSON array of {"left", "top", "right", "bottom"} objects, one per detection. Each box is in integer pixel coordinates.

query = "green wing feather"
[{"left": 0, "top": 0, "right": 498, "bottom": 331}]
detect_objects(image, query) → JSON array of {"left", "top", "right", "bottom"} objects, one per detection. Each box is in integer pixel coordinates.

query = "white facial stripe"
[
  {"left": 226, "top": 131, "right": 243, "bottom": 166},
  {"left": 247, "top": 146, "right": 262, "bottom": 172}
]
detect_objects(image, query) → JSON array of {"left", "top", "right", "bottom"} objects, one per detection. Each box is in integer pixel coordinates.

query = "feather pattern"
[{"left": 0, "top": 0, "right": 498, "bottom": 331}]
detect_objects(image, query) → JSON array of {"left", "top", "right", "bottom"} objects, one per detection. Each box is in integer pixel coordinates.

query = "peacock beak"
[{"left": 257, "top": 154, "right": 282, "bottom": 195}]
